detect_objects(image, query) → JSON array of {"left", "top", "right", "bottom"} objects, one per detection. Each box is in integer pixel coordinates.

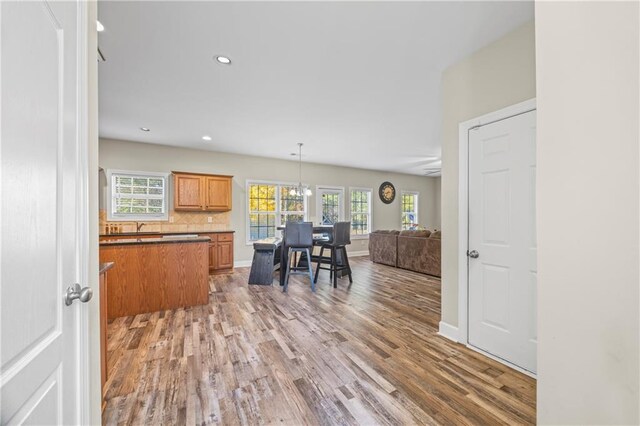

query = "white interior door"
[
  {"left": 468, "top": 110, "right": 537, "bottom": 373},
  {"left": 1, "top": 1, "right": 90, "bottom": 423}
]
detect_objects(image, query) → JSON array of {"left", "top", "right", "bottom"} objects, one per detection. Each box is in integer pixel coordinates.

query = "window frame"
[
  {"left": 106, "top": 169, "right": 170, "bottom": 221},
  {"left": 278, "top": 185, "right": 308, "bottom": 226},
  {"left": 245, "top": 179, "right": 309, "bottom": 245},
  {"left": 401, "top": 191, "right": 420, "bottom": 230},
  {"left": 315, "top": 185, "right": 345, "bottom": 227},
  {"left": 349, "top": 187, "right": 373, "bottom": 239}
]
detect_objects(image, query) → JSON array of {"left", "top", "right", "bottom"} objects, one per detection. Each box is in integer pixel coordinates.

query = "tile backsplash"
[{"left": 99, "top": 209, "right": 231, "bottom": 234}]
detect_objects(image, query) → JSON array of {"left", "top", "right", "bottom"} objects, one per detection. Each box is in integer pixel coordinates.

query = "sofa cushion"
[
  {"left": 399, "top": 230, "right": 431, "bottom": 238},
  {"left": 373, "top": 230, "right": 400, "bottom": 235},
  {"left": 430, "top": 230, "right": 441, "bottom": 239}
]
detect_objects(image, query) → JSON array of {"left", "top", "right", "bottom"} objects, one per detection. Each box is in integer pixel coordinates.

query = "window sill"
[{"left": 107, "top": 216, "right": 168, "bottom": 222}]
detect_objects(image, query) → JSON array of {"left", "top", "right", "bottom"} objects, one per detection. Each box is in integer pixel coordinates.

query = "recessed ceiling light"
[
  {"left": 97, "top": 20, "right": 105, "bottom": 32},
  {"left": 140, "top": 127, "right": 150, "bottom": 132},
  {"left": 216, "top": 56, "right": 231, "bottom": 65},
  {"left": 202, "top": 135, "right": 212, "bottom": 141}
]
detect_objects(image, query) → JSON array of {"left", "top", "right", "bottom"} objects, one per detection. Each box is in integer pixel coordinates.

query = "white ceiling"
[{"left": 98, "top": 1, "right": 533, "bottom": 176}]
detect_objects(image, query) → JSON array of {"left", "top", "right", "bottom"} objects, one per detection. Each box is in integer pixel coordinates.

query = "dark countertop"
[
  {"left": 99, "top": 230, "right": 235, "bottom": 237},
  {"left": 99, "top": 262, "right": 114, "bottom": 274},
  {"left": 100, "top": 236, "right": 212, "bottom": 247}
]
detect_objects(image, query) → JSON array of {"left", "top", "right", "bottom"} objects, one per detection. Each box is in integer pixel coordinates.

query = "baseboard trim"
[
  {"left": 438, "top": 321, "right": 459, "bottom": 343},
  {"left": 234, "top": 260, "right": 252, "bottom": 268},
  {"left": 234, "top": 251, "right": 368, "bottom": 269}
]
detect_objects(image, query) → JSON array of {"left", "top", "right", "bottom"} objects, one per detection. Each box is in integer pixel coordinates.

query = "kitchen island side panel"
[{"left": 100, "top": 241, "right": 209, "bottom": 319}]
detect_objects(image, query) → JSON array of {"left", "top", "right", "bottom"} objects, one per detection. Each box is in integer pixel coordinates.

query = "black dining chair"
[
  {"left": 314, "top": 222, "right": 353, "bottom": 288},
  {"left": 283, "top": 221, "right": 315, "bottom": 292}
]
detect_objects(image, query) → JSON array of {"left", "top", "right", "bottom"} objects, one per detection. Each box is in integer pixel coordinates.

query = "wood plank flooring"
[{"left": 103, "top": 257, "right": 536, "bottom": 425}]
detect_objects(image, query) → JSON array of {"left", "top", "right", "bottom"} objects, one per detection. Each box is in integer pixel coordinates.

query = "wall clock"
[{"left": 379, "top": 181, "right": 396, "bottom": 204}]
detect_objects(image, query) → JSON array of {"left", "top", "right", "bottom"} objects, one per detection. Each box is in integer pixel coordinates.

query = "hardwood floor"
[{"left": 103, "top": 257, "right": 536, "bottom": 425}]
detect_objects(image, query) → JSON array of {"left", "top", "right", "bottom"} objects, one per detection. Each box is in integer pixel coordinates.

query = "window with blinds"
[{"left": 107, "top": 170, "right": 169, "bottom": 221}]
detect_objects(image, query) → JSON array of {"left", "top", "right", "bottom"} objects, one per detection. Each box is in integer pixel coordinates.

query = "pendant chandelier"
[{"left": 290, "top": 143, "right": 312, "bottom": 197}]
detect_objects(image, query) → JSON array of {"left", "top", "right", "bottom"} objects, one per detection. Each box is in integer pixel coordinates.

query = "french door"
[{"left": 316, "top": 187, "right": 344, "bottom": 225}]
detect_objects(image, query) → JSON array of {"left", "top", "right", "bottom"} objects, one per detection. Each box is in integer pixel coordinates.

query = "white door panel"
[
  {"left": 480, "top": 264, "right": 510, "bottom": 331},
  {"left": 1, "top": 1, "right": 88, "bottom": 423},
  {"left": 468, "top": 110, "right": 537, "bottom": 373},
  {"left": 482, "top": 170, "right": 510, "bottom": 245}
]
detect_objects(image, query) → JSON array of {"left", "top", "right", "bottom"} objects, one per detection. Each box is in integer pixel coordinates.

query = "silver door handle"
[
  {"left": 467, "top": 250, "right": 479, "bottom": 259},
  {"left": 64, "top": 283, "right": 93, "bottom": 306}
]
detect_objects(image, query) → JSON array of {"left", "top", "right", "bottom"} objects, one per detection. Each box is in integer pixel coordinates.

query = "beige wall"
[
  {"left": 99, "top": 138, "right": 440, "bottom": 262},
  {"left": 433, "top": 176, "right": 441, "bottom": 228},
  {"left": 440, "top": 21, "right": 536, "bottom": 326},
  {"left": 536, "top": 2, "right": 639, "bottom": 423}
]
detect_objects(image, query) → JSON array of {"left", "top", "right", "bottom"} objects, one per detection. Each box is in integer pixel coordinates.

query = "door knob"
[
  {"left": 468, "top": 250, "right": 479, "bottom": 259},
  {"left": 64, "top": 283, "right": 93, "bottom": 306}
]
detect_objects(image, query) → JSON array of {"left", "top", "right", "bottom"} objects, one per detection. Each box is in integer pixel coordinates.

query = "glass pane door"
[{"left": 317, "top": 188, "right": 344, "bottom": 225}]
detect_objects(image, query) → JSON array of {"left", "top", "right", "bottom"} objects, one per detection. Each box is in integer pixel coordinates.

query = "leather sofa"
[{"left": 369, "top": 229, "right": 441, "bottom": 277}]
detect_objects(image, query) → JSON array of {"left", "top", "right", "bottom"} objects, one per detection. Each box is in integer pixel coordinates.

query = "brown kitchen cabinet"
[
  {"left": 173, "top": 172, "right": 232, "bottom": 212},
  {"left": 203, "top": 232, "right": 234, "bottom": 274},
  {"left": 174, "top": 173, "right": 204, "bottom": 210}
]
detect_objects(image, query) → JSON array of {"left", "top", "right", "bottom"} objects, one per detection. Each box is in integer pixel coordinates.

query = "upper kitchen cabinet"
[
  {"left": 205, "top": 176, "right": 232, "bottom": 211},
  {"left": 173, "top": 172, "right": 233, "bottom": 212},
  {"left": 174, "top": 173, "right": 203, "bottom": 211}
]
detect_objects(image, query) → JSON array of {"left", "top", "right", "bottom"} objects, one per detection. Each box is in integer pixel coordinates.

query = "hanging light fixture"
[{"left": 290, "top": 143, "right": 312, "bottom": 197}]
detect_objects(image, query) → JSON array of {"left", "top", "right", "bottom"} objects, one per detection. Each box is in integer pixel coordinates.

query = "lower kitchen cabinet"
[
  {"left": 205, "top": 232, "right": 234, "bottom": 274},
  {"left": 216, "top": 241, "right": 234, "bottom": 270}
]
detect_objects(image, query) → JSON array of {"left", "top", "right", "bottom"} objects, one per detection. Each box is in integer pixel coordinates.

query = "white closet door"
[{"left": 468, "top": 110, "right": 537, "bottom": 373}]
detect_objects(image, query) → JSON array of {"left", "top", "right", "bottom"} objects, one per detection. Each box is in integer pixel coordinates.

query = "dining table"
[{"left": 276, "top": 224, "right": 336, "bottom": 287}]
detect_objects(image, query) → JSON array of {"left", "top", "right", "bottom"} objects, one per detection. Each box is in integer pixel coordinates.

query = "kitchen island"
[
  {"left": 99, "top": 236, "right": 210, "bottom": 319},
  {"left": 100, "top": 230, "right": 235, "bottom": 275}
]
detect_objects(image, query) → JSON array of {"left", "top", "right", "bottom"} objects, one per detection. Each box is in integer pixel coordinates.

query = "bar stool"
[
  {"left": 283, "top": 221, "right": 315, "bottom": 293},
  {"left": 314, "top": 222, "right": 353, "bottom": 288}
]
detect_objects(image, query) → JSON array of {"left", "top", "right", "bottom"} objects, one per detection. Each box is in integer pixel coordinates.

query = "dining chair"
[
  {"left": 314, "top": 221, "right": 353, "bottom": 288},
  {"left": 283, "top": 221, "right": 315, "bottom": 292}
]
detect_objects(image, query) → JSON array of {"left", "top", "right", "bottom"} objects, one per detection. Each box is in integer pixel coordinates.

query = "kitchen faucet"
[{"left": 136, "top": 222, "right": 146, "bottom": 232}]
